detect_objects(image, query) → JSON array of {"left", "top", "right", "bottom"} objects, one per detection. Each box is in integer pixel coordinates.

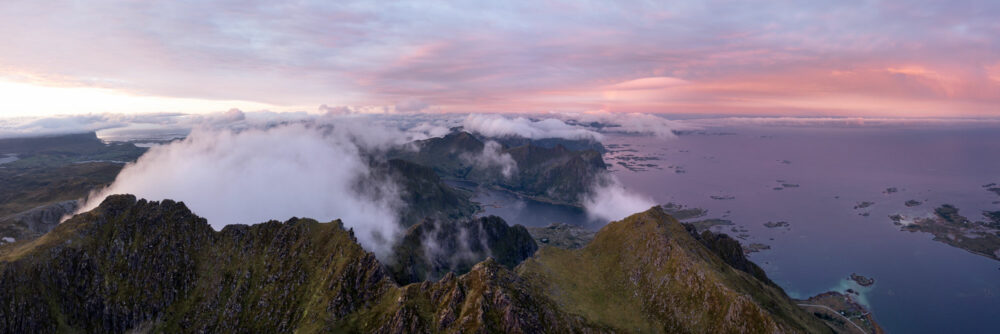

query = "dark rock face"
[
  {"left": 387, "top": 216, "right": 538, "bottom": 284},
  {"left": 0, "top": 195, "right": 393, "bottom": 333},
  {"left": 0, "top": 195, "right": 212, "bottom": 333},
  {"left": 683, "top": 224, "right": 777, "bottom": 287}
]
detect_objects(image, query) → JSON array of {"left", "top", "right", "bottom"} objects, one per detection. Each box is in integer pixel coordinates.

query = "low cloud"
[
  {"left": 79, "top": 123, "right": 404, "bottom": 258},
  {"left": 463, "top": 140, "right": 518, "bottom": 179},
  {"left": 0, "top": 114, "right": 136, "bottom": 138},
  {"left": 462, "top": 114, "right": 602, "bottom": 141},
  {"left": 582, "top": 174, "right": 656, "bottom": 222},
  {"left": 0, "top": 110, "right": 250, "bottom": 139},
  {"left": 557, "top": 111, "right": 692, "bottom": 139}
]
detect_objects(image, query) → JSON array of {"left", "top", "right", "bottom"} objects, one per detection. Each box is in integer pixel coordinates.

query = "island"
[
  {"left": 891, "top": 204, "right": 1000, "bottom": 261},
  {"left": 743, "top": 243, "right": 771, "bottom": 254},
  {"left": 850, "top": 273, "right": 875, "bottom": 287},
  {"left": 764, "top": 221, "right": 791, "bottom": 229}
]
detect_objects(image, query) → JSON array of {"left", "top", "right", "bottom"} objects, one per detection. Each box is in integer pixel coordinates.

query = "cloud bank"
[
  {"left": 582, "top": 175, "right": 656, "bottom": 222},
  {"left": 79, "top": 123, "right": 404, "bottom": 258},
  {"left": 463, "top": 140, "right": 518, "bottom": 179},
  {"left": 462, "top": 114, "right": 602, "bottom": 141}
]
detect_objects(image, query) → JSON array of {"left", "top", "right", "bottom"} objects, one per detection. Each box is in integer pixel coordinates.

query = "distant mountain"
[
  {"left": 481, "top": 135, "right": 606, "bottom": 153},
  {"left": 0, "top": 132, "right": 145, "bottom": 169},
  {"left": 0, "top": 195, "right": 835, "bottom": 333},
  {"left": 390, "top": 131, "right": 607, "bottom": 206},
  {"left": 365, "top": 158, "right": 479, "bottom": 227},
  {"left": 0, "top": 132, "right": 146, "bottom": 243},
  {"left": 0, "top": 132, "right": 106, "bottom": 154},
  {"left": 387, "top": 216, "right": 537, "bottom": 284}
]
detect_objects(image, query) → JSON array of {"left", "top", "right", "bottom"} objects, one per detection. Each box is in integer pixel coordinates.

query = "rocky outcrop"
[{"left": 683, "top": 223, "right": 777, "bottom": 287}]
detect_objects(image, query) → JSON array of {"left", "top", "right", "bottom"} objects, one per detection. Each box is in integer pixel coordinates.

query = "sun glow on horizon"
[{"left": 0, "top": 78, "right": 282, "bottom": 117}]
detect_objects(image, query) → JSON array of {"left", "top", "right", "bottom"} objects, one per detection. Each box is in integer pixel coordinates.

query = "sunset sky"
[{"left": 1, "top": 1, "right": 998, "bottom": 117}]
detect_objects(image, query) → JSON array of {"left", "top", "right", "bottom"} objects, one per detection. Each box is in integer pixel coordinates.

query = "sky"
[{"left": 1, "top": 0, "right": 998, "bottom": 118}]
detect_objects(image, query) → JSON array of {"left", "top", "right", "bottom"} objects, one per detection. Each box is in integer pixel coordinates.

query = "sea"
[{"left": 477, "top": 122, "right": 1000, "bottom": 333}]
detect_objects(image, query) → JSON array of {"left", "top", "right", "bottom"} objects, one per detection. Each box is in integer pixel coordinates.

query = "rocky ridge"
[{"left": 0, "top": 195, "right": 838, "bottom": 333}]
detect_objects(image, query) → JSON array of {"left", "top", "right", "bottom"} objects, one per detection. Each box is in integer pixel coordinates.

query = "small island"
[
  {"left": 709, "top": 195, "right": 735, "bottom": 200},
  {"left": 743, "top": 243, "right": 771, "bottom": 254},
  {"left": 764, "top": 221, "right": 791, "bottom": 229},
  {"left": 853, "top": 201, "right": 875, "bottom": 210},
  {"left": 850, "top": 273, "right": 875, "bottom": 287}
]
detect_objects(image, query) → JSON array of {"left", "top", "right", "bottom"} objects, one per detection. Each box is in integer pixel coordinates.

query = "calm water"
[{"left": 480, "top": 125, "right": 1000, "bottom": 333}]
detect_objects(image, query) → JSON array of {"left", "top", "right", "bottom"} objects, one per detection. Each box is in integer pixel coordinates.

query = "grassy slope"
[{"left": 517, "top": 207, "right": 833, "bottom": 333}]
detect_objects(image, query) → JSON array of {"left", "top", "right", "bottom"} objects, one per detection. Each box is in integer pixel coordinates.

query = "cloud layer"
[
  {"left": 1, "top": 1, "right": 999, "bottom": 116},
  {"left": 78, "top": 123, "right": 404, "bottom": 258},
  {"left": 462, "top": 114, "right": 602, "bottom": 141},
  {"left": 582, "top": 175, "right": 656, "bottom": 223}
]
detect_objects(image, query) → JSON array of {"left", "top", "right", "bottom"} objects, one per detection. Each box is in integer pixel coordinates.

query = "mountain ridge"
[{"left": 1, "top": 194, "right": 835, "bottom": 333}]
